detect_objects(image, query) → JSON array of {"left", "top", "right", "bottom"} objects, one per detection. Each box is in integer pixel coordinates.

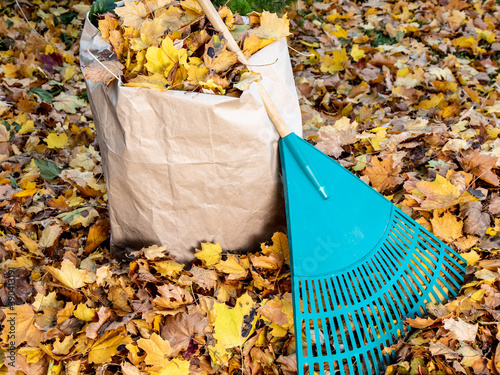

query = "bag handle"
[{"left": 198, "top": 0, "right": 292, "bottom": 138}]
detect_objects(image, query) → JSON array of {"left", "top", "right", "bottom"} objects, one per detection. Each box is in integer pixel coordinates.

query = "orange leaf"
[{"left": 362, "top": 156, "right": 403, "bottom": 193}]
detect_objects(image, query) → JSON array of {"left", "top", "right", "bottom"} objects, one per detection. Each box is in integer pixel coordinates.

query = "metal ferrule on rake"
[{"left": 196, "top": 1, "right": 467, "bottom": 374}]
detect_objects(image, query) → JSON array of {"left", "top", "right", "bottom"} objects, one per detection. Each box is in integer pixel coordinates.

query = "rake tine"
[
  {"left": 377, "top": 246, "right": 420, "bottom": 313},
  {"left": 384, "top": 234, "right": 442, "bottom": 303},
  {"left": 352, "top": 267, "right": 377, "bottom": 343},
  {"left": 323, "top": 279, "right": 342, "bottom": 356},
  {"left": 341, "top": 271, "right": 370, "bottom": 348},
  {"left": 301, "top": 282, "right": 314, "bottom": 360},
  {"left": 365, "top": 256, "right": 406, "bottom": 323},
  {"left": 336, "top": 276, "right": 363, "bottom": 352},
  {"left": 307, "top": 280, "right": 324, "bottom": 357},
  {"left": 387, "top": 222, "right": 456, "bottom": 303}
]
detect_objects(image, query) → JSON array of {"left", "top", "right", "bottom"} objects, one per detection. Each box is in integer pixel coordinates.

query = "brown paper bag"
[{"left": 79, "top": 15, "right": 302, "bottom": 263}]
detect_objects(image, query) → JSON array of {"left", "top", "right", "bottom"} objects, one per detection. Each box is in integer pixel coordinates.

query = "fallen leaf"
[
  {"left": 460, "top": 150, "right": 500, "bottom": 186},
  {"left": 249, "top": 11, "right": 291, "bottom": 40},
  {"left": 84, "top": 60, "right": 124, "bottom": 84},
  {"left": 363, "top": 156, "right": 403, "bottom": 193},
  {"left": 161, "top": 311, "right": 208, "bottom": 355},
  {"left": 52, "top": 92, "right": 86, "bottom": 114},
  {"left": 114, "top": 0, "right": 149, "bottom": 29},
  {"left": 431, "top": 211, "right": 463, "bottom": 243},
  {"left": 212, "top": 292, "right": 258, "bottom": 350},
  {"left": 195, "top": 242, "right": 222, "bottom": 266},
  {"left": 45, "top": 259, "right": 88, "bottom": 289},
  {"left": 443, "top": 318, "right": 478, "bottom": 342}
]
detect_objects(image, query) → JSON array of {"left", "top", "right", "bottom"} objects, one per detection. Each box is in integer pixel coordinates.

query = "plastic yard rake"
[{"left": 197, "top": 1, "right": 467, "bottom": 374}]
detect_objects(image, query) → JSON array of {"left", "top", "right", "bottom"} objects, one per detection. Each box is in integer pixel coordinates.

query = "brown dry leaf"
[
  {"left": 203, "top": 35, "right": 238, "bottom": 73},
  {"left": 258, "top": 299, "right": 288, "bottom": 326},
  {"left": 160, "top": 311, "right": 208, "bottom": 354},
  {"left": 489, "top": 195, "right": 500, "bottom": 215},
  {"left": 153, "top": 284, "right": 193, "bottom": 309},
  {"left": 443, "top": 318, "right": 478, "bottom": 342},
  {"left": 362, "top": 156, "right": 403, "bottom": 193},
  {"left": 315, "top": 117, "right": 359, "bottom": 158},
  {"left": 84, "top": 60, "right": 125, "bottom": 84},
  {"left": 86, "top": 306, "right": 113, "bottom": 339},
  {"left": 84, "top": 218, "right": 111, "bottom": 253},
  {"left": 1, "top": 304, "right": 44, "bottom": 347},
  {"left": 460, "top": 150, "right": 500, "bottom": 186},
  {"left": 461, "top": 202, "right": 490, "bottom": 237},
  {"left": 190, "top": 265, "right": 218, "bottom": 290},
  {"left": 404, "top": 316, "right": 438, "bottom": 329}
]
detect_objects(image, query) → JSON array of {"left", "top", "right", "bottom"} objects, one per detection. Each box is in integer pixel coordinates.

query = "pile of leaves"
[
  {"left": 1, "top": 0, "right": 500, "bottom": 374},
  {"left": 286, "top": 0, "right": 500, "bottom": 373},
  {"left": 84, "top": 0, "right": 291, "bottom": 95}
]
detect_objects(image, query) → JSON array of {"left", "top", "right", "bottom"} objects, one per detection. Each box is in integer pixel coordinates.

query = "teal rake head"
[{"left": 279, "top": 134, "right": 466, "bottom": 375}]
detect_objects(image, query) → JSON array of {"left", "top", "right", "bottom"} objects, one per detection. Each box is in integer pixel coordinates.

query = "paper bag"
[{"left": 79, "top": 16, "right": 302, "bottom": 263}]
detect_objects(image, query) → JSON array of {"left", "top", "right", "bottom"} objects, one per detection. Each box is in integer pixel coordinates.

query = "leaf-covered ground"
[{"left": 0, "top": 0, "right": 499, "bottom": 374}]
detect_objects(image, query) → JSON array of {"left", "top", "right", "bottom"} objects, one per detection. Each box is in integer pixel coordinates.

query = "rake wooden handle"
[{"left": 198, "top": 0, "right": 292, "bottom": 138}]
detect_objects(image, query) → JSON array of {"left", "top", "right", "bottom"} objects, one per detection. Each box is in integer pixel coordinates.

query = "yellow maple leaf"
[
  {"left": 261, "top": 232, "right": 289, "bottom": 265},
  {"left": 350, "top": 44, "right": 365, "bottom": 62},
  {"left": 461, "top": 250, "right": 481, "bottom": 266},
  {"left": 52, "top": 335, "right": 75, "bottom": 355},
  {"left": 213, "top": 293, "right": 258, "bottom": 350},
  {"left": 88, "top": 330, "right": 133, "bottom": 364},
  {"left": 148, "top": 359, "right": 190, "bottom": 375},
  {"left": 137, "top": 333, "right": 173, "bottom": 367},
  {"left": 418, "top": 93, "right": 446, "bottom": 110},
  {"left": 195, "top": 242, "right": 222, "bottom": 266},
  {"left": 45, "top": 133, "right": 68, "bottom": 149},
  {"left": 199, "top": 78, "right": 226, "bottom": 94},
  {"left": 125, "top": 73, "right": 168, "bottom": 91},
  {"left": 320, "top": 48, "right": 348, "bottom": 74},
  {"left": 98, "top": 15, "right": 120, "bottom": 41},
  {"left": 114, "top": 0, "right": 149, "bottom": 29},
  {"left": 145, "top": 37, "right": 188, "bottom": 77},
  {"left": 17, "top": 347, "right": 45, "bottom": 363},
  {"left": 180, "top": 0, "right": 202, "bottom": 16},
  {"left": 431, "top": 211, "right": 463, "bottom": 243},
  {"left": 215, "top": 255, "right": 248, "bottom": 280},
  {"left": 140, "top": 17, "right": 168, "bottom": 46},
  {"left": 415, "top": 173, "right": 476, "bottom": 210},
  {"left": 218, "top": 6, "right": 235, "bottom": 30},
  {"left": 57, "top": 302, "right": 75, "bottom": 324},
  {"left": 187, "top": 63, "right": 208, "bottom": 82},
  {"left": 45, "top": 259, "right": 89, "bottom": 289},
  {"left": 152, "top": 260, "right": 184, "bottom": 277},
  {"left": 242, "top": 34, "right": 262, "bottom": 58},
  {"left": 2, "top": 62, "right": 19, "bottom": 78},
  {"left": 19, "top": 233, "right": 43, "bottom": 256},
  {"left": 249, "top": 11, "right": 291, "bottom": 40}
]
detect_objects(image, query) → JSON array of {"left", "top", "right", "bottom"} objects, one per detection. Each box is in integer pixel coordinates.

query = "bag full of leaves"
[{"left": 79, "top": 0, "right": 301, "bottom": 263}]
